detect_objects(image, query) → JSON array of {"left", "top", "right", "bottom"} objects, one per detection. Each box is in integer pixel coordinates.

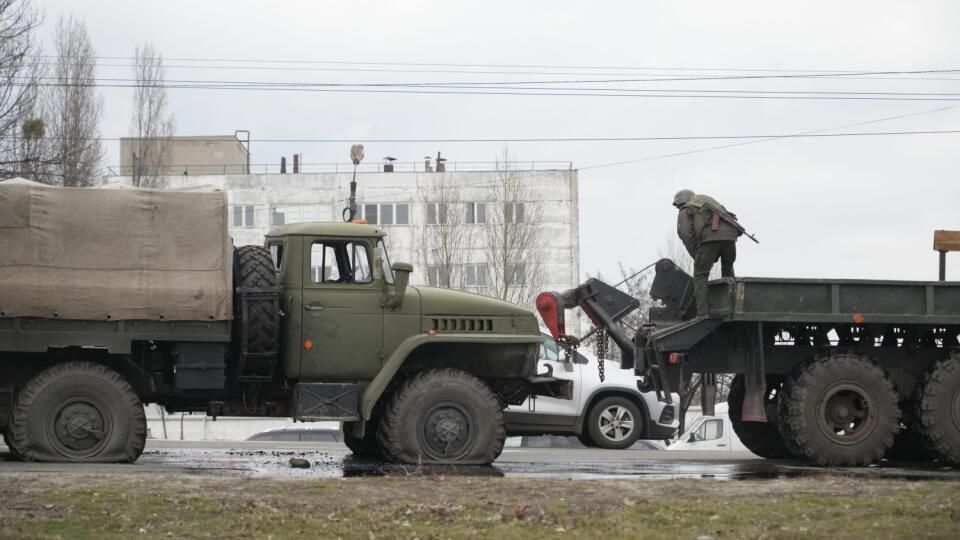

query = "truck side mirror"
[{"left": 386, "top": 262, "right": 413, "bottom": 310}]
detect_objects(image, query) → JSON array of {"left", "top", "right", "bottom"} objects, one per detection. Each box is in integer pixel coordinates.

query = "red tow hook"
[{"left": 535, "top": 292, "right": 565, "bottom": 339}]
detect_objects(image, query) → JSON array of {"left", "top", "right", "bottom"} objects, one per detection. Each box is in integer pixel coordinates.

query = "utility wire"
[
  {"left": 19, "top": 81, "right": 960, "bottom": 101},
  {"left": 9, "top": 127, "right": 960, "bottom": 144},
  {"left": 580, "top": 105, "right": 960, "bottom": 170},
  {"left": 24, "top": 76, "right": 960, "bottom": 98}
]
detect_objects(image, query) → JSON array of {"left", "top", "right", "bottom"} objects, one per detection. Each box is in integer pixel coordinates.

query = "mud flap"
[
  {"left": 742, "top": 322, "right": 768, "bottom": 422},
  {"left": 700, "top": 373, "right": 716, "bottom": 416}
]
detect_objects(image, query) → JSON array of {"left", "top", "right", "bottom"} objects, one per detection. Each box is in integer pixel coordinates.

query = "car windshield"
[{"left": 378, "top": 239, "right": 394, "bottom": 284}]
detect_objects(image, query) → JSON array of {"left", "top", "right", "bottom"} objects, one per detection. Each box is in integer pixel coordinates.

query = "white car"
[
  {"left": 503, "top": 334, "right": 680, "bottom": 449},
  {"left": 666, "top": 404, "right": 748, "bottom": 452}
]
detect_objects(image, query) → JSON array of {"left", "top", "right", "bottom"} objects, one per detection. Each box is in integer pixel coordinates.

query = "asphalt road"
[{"left": 2, "top": 440, "right": 959, "bottom": 481}]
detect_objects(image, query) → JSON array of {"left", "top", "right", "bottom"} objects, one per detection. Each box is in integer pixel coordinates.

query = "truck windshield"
[{"left": 378, "top": 239, "right": 394, "bottom": 285}]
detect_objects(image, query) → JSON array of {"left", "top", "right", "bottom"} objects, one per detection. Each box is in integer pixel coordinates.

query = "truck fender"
[{"left": 360, "top": 333, "right": 542, "bottom": 420}]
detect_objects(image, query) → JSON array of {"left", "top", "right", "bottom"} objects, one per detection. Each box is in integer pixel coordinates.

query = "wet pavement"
[{"left": 2, "top": 441, "right": 959, "bottom": 481}]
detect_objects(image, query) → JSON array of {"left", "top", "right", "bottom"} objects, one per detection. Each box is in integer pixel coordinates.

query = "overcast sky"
[{"left": 41, "top": 0, "right": 960, "bottom": 282}]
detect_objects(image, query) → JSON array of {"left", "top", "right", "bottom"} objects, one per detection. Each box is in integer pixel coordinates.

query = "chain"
[
  {"left": 594, "top": 327, "right": 608, "bottom": 383},
  {"left": 557, "top": 334, "right": 581, "bottom": 363}
]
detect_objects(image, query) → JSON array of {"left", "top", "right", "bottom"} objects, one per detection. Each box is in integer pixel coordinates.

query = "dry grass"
[{"left": 1, "top": 473, "right": 958, "bottom": 539}]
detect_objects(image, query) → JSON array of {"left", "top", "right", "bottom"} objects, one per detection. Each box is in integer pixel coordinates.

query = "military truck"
[
  {"left": 538, "top": 252, "right": 960, "bottom": 467},
  {"left": 0, "top": 181, "right": 568, "bottom": 464}
]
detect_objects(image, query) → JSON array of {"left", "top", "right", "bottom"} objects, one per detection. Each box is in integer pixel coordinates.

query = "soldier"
[{"left": 673, "top": 189, "right": 742, "bottom": 317}]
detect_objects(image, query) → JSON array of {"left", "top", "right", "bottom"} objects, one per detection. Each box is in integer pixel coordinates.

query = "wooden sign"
[{"left": 934, "top": 230, "right": 960, "bottom": 252}]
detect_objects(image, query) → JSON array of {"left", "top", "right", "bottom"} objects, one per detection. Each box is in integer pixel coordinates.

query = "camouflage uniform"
[{"left": 675, "top": 193, "right": 741, "bottom": 316}]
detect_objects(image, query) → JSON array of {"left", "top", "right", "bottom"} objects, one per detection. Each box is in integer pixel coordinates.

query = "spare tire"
[{"left": 233, "top": 245, "right": 280, "bottom": 355}]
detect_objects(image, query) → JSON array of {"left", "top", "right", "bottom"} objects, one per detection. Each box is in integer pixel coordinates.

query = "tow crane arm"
[{"left": 536, "top": 278, "right": 674, "bottom": 403}]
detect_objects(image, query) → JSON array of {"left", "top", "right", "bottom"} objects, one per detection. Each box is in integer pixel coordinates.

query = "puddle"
[{"left": 5, "top": 445, "right": 960, "bottom": 481}]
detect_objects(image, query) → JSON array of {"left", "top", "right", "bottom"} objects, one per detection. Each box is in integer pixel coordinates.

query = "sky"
[{"left": 39, "top": 0, "right": 960, "bottom": 282}]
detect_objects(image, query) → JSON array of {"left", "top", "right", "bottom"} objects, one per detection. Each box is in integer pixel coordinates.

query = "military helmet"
[{"left": 673, "top": 189, "right": 695, "bottom": 207}]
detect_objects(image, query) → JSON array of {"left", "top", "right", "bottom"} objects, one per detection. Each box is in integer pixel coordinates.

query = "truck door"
[{"left": 300, "top": 237, "right": 384, "bottom": 380}]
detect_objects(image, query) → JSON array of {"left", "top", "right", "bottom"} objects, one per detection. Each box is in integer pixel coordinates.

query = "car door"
[
  {"left": 299, "top": 237, "right": 383, "bottom": 380},
  {"left": 517, "top": 335, "right": 582, "bottom": 417},
  {"left": 692, "top": 417, "right": 728, "bottom": 450}
]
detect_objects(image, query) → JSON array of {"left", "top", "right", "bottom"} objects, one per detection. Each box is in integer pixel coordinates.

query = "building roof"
[{"left": 265, "top": 222, "right": 386, "bottom": 238}]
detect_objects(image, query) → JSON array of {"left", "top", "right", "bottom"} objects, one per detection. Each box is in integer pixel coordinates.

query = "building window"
[
  {"left": 464, "top": 263, "right": 488, "bottom": 288},
  {"left": 362, "top": 203, "right": 409, "bottom": 226},
  {"left": 466, "top": 202, "right": 486, "bottom": 224},
  {"left": 426, "top": 265, "right": 452, "bottom": 287},
  {"left": 505, "top": 202, "right": 525, "bottom": 223},
  {"left": 231, "top": 205, "right": 255, "bottom": 228},
  {"left": 426, "top": 203, "right": 448, "bottom": 225},
  {"left": 272, "top": 204, "right": 332, "bottom": 226},
  {"left": 506, "top": 263, "right": 526, "bottom": 285}
]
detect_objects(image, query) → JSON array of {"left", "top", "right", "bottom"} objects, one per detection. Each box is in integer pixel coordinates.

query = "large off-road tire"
[
  {"left": 728, "top": 375, "right": 793, "bottom": 459},
  {"left": 778, "top": 354, "right": 900, "bottom": 466},
  {"left": 342, "top": 418, "right": 384, "bottom": 460},
  {"left": 233, "top": 245, "right": 280, "bottom": 354},
  {"left": 914, "top": 352, "right": 960, "bottom": 465},
  {"left": 7, "top": 362, "right": 146, "bottom": 463},
  {"left": 584, "top": 396, "right": 642, "bottom": 450},
  {"left": 377, "top": 368, "right": 505, "bottom": 465}
]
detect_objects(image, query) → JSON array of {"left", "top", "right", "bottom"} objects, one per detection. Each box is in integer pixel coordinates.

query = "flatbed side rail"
[
  {"left": 0, "top": 317, "right": 232, "bottom": 354},
  {"left": 716, "top": 277, "right": 960, "bottom": 325}
]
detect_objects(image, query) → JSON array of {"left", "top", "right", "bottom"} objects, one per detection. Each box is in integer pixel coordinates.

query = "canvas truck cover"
[{"left": 0, "top": 181, "right": 232, "bottom": 321}]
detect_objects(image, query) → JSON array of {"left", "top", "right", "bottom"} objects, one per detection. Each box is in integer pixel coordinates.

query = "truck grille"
[{"left": 427, "top": 318, "right": 494, "bottom": 332}]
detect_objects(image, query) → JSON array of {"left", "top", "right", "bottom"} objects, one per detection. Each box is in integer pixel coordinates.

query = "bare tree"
[
  {"left": 44, "top": 14, "right": 103, "bottom": 187},
  {"left": 129, "top": 41, "right": 174, "bottom": 187},
  {"left": 415, "top": 174, "right": 466, "bottom": 289},
  {"left": 483, "top": 147, "right": 544, "bottom": 307},
  {"left": 0, "top": 0, "right": 43, "bottom": 178}
]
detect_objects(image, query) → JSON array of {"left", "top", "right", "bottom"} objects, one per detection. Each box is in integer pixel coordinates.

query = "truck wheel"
[
  {"left": 342, "top": 419, "right": 384, "bottom": 460},
  {"left": 233, "top": 245, "right": 280, "bottom": 354},
  {"left": 914, "top": 352, "right": 960, "bottom": 465},
  {"left": 7, "top": 362, "right": 146, "bottom": 463},
  {"left": 584, "top": 396, "right": 642, "bottom": 450},
  {"left": 727, "top": 375, "right": 793, "bottom": 459},
  {"left": 778, "top": 354, "right": 900, "bottom": 466},
  {"left": 377, "top": 368, "right": 505, "bottom": 465}
]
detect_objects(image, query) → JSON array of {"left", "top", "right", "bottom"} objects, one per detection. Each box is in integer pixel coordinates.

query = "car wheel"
[
  {"left": 585, "top": 396, "right": 642, "bottom": 450},
  {"left": 576, "top": 432, "right": 595, "bottom": 447}
]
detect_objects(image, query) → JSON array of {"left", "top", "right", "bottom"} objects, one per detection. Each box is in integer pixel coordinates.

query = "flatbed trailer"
[{"left": 537, "top": 257, "right": 960, "bottom": 466}]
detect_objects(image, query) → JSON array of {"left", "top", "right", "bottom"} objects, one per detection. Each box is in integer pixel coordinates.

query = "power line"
[
  {"left": 19, "top": 128, "right": 960, "bottom": 144},
  {"left": 26, "top": 76, "right": 960, "bottom": 98},
  {"left": 20, "top": 81, "right": 960, "bottom": 101},
  {"left": 580, "top": 105, "right": 960, "bottom": 170}
]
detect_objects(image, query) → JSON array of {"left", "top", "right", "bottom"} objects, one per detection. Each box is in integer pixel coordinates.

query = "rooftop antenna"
[{"left": 344, "top": 144, "right": 365, "bottom": 222}]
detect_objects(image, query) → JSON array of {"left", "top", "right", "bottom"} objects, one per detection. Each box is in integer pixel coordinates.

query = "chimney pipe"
[
  {"left": 383, "top": 156, "right": 396, "bottom": 173},
  {"left": 280, "top": 156, "right": 287, "bottom": 174},
  {"left": 293, "top": 153, "right": 300, "bottom": 174}
]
